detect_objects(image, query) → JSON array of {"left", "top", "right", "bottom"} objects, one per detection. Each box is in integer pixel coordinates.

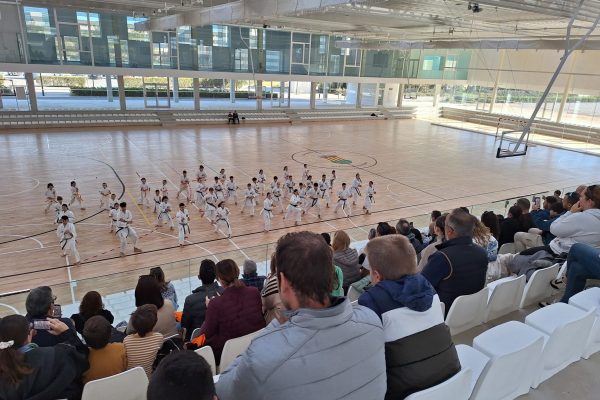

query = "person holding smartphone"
[{"left": 24, "top": 286, "right": 86, "bottom": 352}]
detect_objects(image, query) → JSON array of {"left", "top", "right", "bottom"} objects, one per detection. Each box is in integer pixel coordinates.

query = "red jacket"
[{"left": 201, "top": 285, "right": 266, "bottom": 363}]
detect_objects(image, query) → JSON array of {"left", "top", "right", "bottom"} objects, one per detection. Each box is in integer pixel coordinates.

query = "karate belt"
[
  {"left": 353, "top": 187, "right": 361, "bottom": 196},
  {"left": 368, "top": 195, "right": 374, "bottom": 203},
  {"left": 115, "top": 226, "right": 130, "bottom": 237},
  {"left": 310, "top": 198, "right": 318, "bottom": 207},
  {"left": 158, "top": 211, "right": 170, "bottom": 219},
  {"left": 206, "top": 203, "right": 217, "bottom": 210},
  {"left": 215, "top": 218, "right": 230, "bottom": 228},
  {"left": 320, "top": 189, "right": 327, "bottom": 198},
  {"left": 338, "top": 199, "right": 347, "bottom": 207},
  {"left": 60, "top": 233, "right": 73, "bottom": 250},
  {"left": 262, "top": 208, "right": 273, "bottom": 217},
  {"left": 179, "top": 223, "right": 191, "bottom": 234}
]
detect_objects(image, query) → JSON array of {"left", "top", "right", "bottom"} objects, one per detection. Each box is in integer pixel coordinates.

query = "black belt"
[
  {"left": 353, "top": 187, "right": 361, "bottom": 196},
  {"left": 311, "top": 198, "right": 318, "bottom": 207},
  {"left": 216, "top": 218, "right": 230, "bottom": 228},
  {"left": 179, "top": 223, "right": 190, "bottom": 234},
  {"left": 60, "top": 234, "right": 73, "bottom": 250},
  {"left": 116, "top": 226, "right": 130, "bottom": 237}
]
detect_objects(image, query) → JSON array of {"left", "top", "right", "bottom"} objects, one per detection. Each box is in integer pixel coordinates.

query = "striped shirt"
[{"left": 123, "top": 332, "right": 163, "bottom": 377}]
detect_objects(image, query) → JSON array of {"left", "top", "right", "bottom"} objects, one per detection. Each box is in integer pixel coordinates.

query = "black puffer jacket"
[{"left": 181, "top": 282, "right": 224, "bottom": 341}]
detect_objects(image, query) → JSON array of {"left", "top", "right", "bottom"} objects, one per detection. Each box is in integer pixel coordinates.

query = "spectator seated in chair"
[
  {"left": 241, "top": 259, "right": 266, "bottom": 291},
  {"left": 81, "top": 316, "right": 127, "bottom": 384}
]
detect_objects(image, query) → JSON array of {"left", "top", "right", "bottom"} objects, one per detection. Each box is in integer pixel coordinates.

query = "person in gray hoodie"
[
  {"left": 359, "top": 235, "right": 460, "bottom": 399},
  {"left": 216, "top": 231, "right": 387, "bottom": 400}
]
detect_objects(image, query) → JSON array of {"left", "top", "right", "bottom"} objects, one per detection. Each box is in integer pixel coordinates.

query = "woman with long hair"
[
  {"left": 128, "top": 275, "right": 178, "bottom": 337},
  {"left": 200, "top": 259, "right": 266, "bottom": 363},
  {"left": 418, "top": 214, "right": 447, "bottom": 271},
  {"left": 472, "top": 216, "right": 498, "bottom": 262},
  {"left": 149, "top": 266, "right": 178, "bottom": 310},
  {"left": 0, "top": 315, "right": 88, "bottom": 399},
  {"left": 70, "top": 290, "right": 114, "bottom": 334}
]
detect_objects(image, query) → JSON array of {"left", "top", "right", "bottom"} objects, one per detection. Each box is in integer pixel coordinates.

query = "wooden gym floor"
[{"left": 1, "top": 118, "right": 599, "bottom": 301}]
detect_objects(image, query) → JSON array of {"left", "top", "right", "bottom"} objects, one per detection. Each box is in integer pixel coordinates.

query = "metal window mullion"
[{"left": 53, "top": 8, "right": 64, "bottom": 65}]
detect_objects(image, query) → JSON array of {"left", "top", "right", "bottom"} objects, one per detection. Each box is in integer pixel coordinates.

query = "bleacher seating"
[
  {"left": 484, "top": 275, "right": 526, "bottom": 323},
  {"left": 440, "top": 107, "right": 600, "bottom": 145},
  {"left": 0, "top": 111, "right": 161, "bottom": 129},
  {"left": 568, "top": 287, "right": 600, "bottom": 359},
  {"left": 445, "top": 287, "right": 488, "bottom": 336},
  {"left": 519, "top": 264, "right": 560, "bottom": 308},
  {"left": 195, "top": 346, "right": 217, "bottom": 376},
  {"left": 218, "top": 328, "right": 263, "bottom": 373},
  {"left": 404, "top": 368, "right": 472, "bottom": 400}
]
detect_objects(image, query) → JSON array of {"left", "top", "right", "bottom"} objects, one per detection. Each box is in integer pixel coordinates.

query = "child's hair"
[
  {"left": 162, "top": 196, "right": 168, "bottom": 201},
  {"left": 47, "top": 183, "right": 53, "bottom": 188},
  {"left": 155, "top": 189, "right": 160, "bottom": 193},
  {"left": 0, "top": 315, "right": 33, "bottom": 386},
  {"left": 57, "top": 196, "right": 63, "bottom": 201},
  {"left": 179, "top": 203, "right": 185, "bottom": 207},
  {"left": 70, "top": 181, "right": 76, "bottom": 185}
]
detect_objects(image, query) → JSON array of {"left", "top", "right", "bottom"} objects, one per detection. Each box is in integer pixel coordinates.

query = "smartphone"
[
  {"left": 532, "top": 196, "right": 541, "bottom": 208},
  {"left": 32, "top": 320, "right": 51, "bottom": 330},
  {"left": 52, "top": 304, "right": 62, "bottom": 318}
]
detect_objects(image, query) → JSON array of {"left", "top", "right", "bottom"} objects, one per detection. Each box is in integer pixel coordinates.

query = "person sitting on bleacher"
[
  {"left": 559, "top": 243, "right": 600, "bottom": 303},
  {"left": 514, "top": 196, "right": 561, "bottom": 252},
  {"left": 498, "top": 205, "right": 522, "bottom": 248},
  {"left": 216, "top": 231, "right": 387, "bottom": 400},
  {"left": 396, "top": 219, "right": 425, "bottom": 257},
  {"left": 148, "top": 351, "right": 216, "bottom": 400},
  {"left": 81, "top": 316, "right": 127, "bottom": 385},
  {"left": 358, "top": 235, "right": 460, "bottom": 399},
  {"left": 232, "top": 110, "right": 240, "bottom": 124},
  {"left": 421, "top": 209, "right": 488, "bottom": 313},
  {"left": 227, "top": 111, "right": 234, "bottom": 124}
]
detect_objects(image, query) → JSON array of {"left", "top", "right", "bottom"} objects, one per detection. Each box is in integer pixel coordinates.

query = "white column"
[
  {"left": 397, "top": 84, "right": 405, "bottom": 107},
  {"left": 117, "top": 75, "right": 126, "bottom": 111},
  {"left": 193, "top": 78, "right": 200, "bottom": 110},
  {"left": 230, "top": 79, "right": 235, "bottom": 103},
  {"left": 323, "top": 82, "right": 329, "bottom": 102},
  {"left": 488, "top": 49, "right": 506, "bottom": 114},
  {"left": 172, "top": 77, "right": 179, "bottom": 103},
  {"left": 256, "top": 80, "right": 263, "bottom": 111},
  {"left": 432, "top": 83, "right": 442, "bottom": 108},
  {"left": 356, "top": 83, "right": 363, "bottom": 108},
  {"left": 106, "top": 75, "right": 113, "bottom": 102},
  {"left": 25, "top": 72, "right": 38, "bottom": 112},
  {"left": 309, "top": 81, "right": 317, "bottom": 109},
  {"left": 557, "top": 52, "right": 579, "bottom": 123}
]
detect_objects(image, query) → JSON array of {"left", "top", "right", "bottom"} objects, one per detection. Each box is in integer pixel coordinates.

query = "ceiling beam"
[
  {"left": 335, "top": 38, "right": 600, "bottom": 50},
  {"left": 146, "top": 0, "right": 375, "bottom": 31}
]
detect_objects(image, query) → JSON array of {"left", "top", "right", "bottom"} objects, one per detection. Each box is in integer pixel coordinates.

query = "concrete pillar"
[
  {"left": 397, "top": 84, "right": 404, "bottom": 107},
  {"left": 383, "top": 83, "right": 400, "bottom": 108},
  {"left": 106, "top": 76, "right": 113, "bottom": 102},
  {"left": 25, "top": 72, "right": 38, "bottom": 112},
  {"left": 193, "top": 78, "right": 200, "bottom": 111},
  {"left": 256, "top": 80, "right": 263, "bottom": 111},
  {"left": 356, "top": 83, "right": 363, "bottom": 108},
  {"left": 229, "top": 79, "right": 236, "bottom": 103},
  {"left": 287, "top": 81, "right": 291, "bottom": 108},
  {"left": 172, "top": 77, "right": 179, "bottom": 103},
  {"left": 488, "top": 49, "right": 506, "bottom": 114},
  {"left": 557, "top": 52, "right": 578, "bottom": 123},
  {"left": 309, "top": 81, "right": 317, "bottom": 109},
  {"left": 432, "top": 83, "right": 442, "bottom": 108},
  {"left": 323, "top": 82, "right": 329, "bottom": 102},
  {"left": 117, "top": 75, "right": 126, "bottom": 111},
  {"left": 279, "top": 81, "right": 285, "bottom": 106}
]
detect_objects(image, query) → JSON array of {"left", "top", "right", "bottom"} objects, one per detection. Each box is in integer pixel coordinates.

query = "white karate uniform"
[
  {"left": 318, "top": 179, "right": 330, "bottom": 206},
  {"left": 284, "top": 178, "right": 294, "bottom": 198},
  {"left": 225, "top": 181, "right": 238, "bottom": 204},
  {"left": 196, "top": 169, "right": 207, "bottom": 183},
  {"left": 176, "top": 209, "right": 191, "bottom": 245},
  {"left": 57, "top": 210, "right": 75, "bottom": 224},
  {"left": 304, "top": 187, "right": 321, "bottom": 217},
  {"left": 351, "top": 178, "right": 362, "bottom": 203},
  {"left": 109, "top": 207, "right": 119, "bottom": 232},
  {"left": 219, "top": 172, "right": 227, "bottom": 183},
  {"left": 329, "top": 174, "right": 337, "bottom": 192},
  {"left": 161, "top": 184, "right": 169, "bottom": 198},
  {"left": 272, "top": 187, "right": 285, "bottom": 213},
  {"left": 52, "top": 202, "right": 64, "bottom": 223},
  {"left": 214, "top": 207, "right": 231, "bottom": 237},
  {"left": 70, "top": 186, "right": 84, "bottom": 208},
  {"left": 195, "top": 183, "right": 206, "bottom": 207},
  {"left": 365, "top": 186, "right": 375, "bottom": 212},
  {"left": 57, "top": 222, "right": 80, "bottom": 263},
  {"left": 302, "top": 168, "right": 309, "bottom": 183},
  {"left": 240, "top": 188, "right": 257, "bottom": 215},
  {"left": 284, "top": 194, "right": 302, "bottom": 223},
  {"left": 334, "top": 188, "right": 353, "bottom": 216},
  {"left": 204, "top": 194, "right": 218, "bottom": 220},
  {"left": 261, "top": 198, "right": 274, "bottom": 231},
  {"left": 44, "top": 189, "right": 57, "bottom": 212},
  {"left": 139, "top": 183, "right": 150, "bottom": 207},
  {"left": 99, "top": 187, "right": 111, "bottom": 210},
  {"left": 152, "top": 195, "right": 161, "bottom": 213},
  {"left": 257, "top": 173, "right": 266, "bottom": 194},
  {"left": 270, "top": 180, "right": 278, "bottom": 191},
  {"left": 116, "top": 209, "right": 138, "bottom": 253},
  {"left": 156, "top": 202, "right": 174, "bottom": 228},
  {"left": 213, "top": 182, "right": 225, "bottom": 200},
  {"left": 298, "top": 188, "right": 307, "bottom": 209},
  {"left": 177, "top": 175, "right": 191, "bottom": 201}
]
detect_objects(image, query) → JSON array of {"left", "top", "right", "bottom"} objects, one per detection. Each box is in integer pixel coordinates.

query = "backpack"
[{"left": 152, "top": 336, "right": 184, "bottom": 371}]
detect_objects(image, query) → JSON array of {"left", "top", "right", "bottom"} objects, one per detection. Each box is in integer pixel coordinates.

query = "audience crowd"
[{"left": 1, "top": 183, "right": 599, "bottom": 399}]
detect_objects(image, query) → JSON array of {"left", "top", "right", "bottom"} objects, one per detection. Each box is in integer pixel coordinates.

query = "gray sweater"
[
  {"left": 216, "top": 297, "right": 387, "bottom": 400},
  {"left": 334, "top": 247, "right": 361, "bottom": 287}
]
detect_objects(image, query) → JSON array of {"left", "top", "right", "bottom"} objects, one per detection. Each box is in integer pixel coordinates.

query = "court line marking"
[
  {"left": 0, "top": 234, "right": 44, "bottom": 248},
  {"left": 0, "top": 178, "right": 40, "bottom": 197},
  {"left": 0, "top": 245, "right": 58, "bottom": 256}
]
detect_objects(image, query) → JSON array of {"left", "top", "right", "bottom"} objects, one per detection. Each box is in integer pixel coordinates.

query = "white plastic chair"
[
  {"left": 219, "top": 329, "right": 263, "bottom": 373},
  {"left": 404, "top": 368, "right": 472, "bottom": 400},
  {"left": 470, "top": 321, "right": 544, "bottom": 399},
  {"left": 455, "top": 344, "right": 489, "bottom": 398},
  {"left": 525, "top": 302, "right": 596, "bottom": 388},
  {"left": 445, "top": 287, "right": 489, "bottom": 336},
  {"left": 347, "top": 285, "right": 361, "bottom": 302},
  {"left": 498, "top": 243, "right": 516, "bottom": 255},
  {"left": 195, "top": 346, "right": 217, "bottom": 375},
  {"left": 484, "top": 275, "right": 526, "bottom": 322},
  {"left": 568, "top": 287, "right": 600, "bottom": 359},
  {"left": 81, "top": 367, "right": 148, "bottom": 400},
  {"left": 519, "top": 264, "right": 560, "bottom": 308}
]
